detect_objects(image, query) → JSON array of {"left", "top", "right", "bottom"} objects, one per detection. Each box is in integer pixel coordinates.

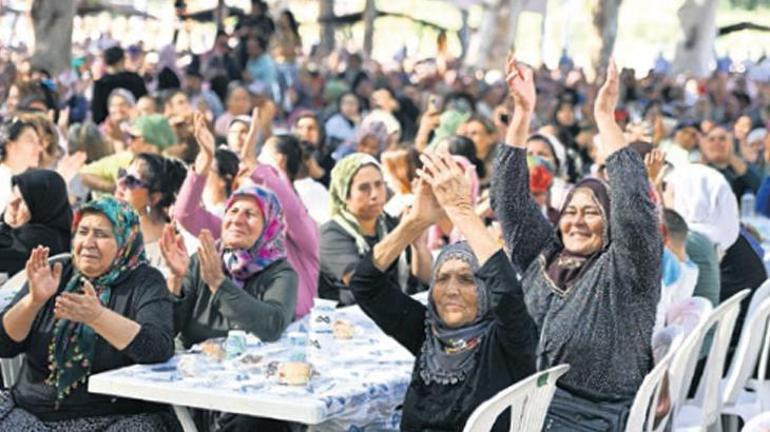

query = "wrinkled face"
[
  {"left": 228, "top": 88, "right": 251, "bottom": 115},
  {"left": 5, "top": 127, "right": 42, "bottom": 169},
  {"left": 115, "top": 159, "right": 154, "bottom": 215},
  {"left": 345, "top": 166, "right": 385, "bottom": 223},
  {"left": 73, "top": 213, "right": 119, "bottom": 279},
  {"left": 166, "top": 93, "right": 192, "bottom": 118},
  {"left": 227, "top": 121, "right": 249, "bottom": 153},
  {"left": 222, "top": 196, "right": 264, "bottom": 249},
  {"left": 700, "top": 127, "right": 731, "bottom": 165},
  {"left": 526, "top": 139, "right": 557, "bottom": 168},
  {"left": 3, "top": 186, "right": 30, "bottom": 228},
  {"left": 559, "top": 189, "right": 605, "bottom": 256},
  {"left": 340, "top": 94, "right": 359, "bottom": 119},
  {"left": 295, "top": 117, "right": 320, "bottom": 146},
  {"left": 432, "top": 259, "right": 479, "bottom": 328},
  {"left": 108, "top": 94, "right": 133, "bottom": 124},
  {"left": 462, "top": 120, "right": 495, "bottom": 156}
]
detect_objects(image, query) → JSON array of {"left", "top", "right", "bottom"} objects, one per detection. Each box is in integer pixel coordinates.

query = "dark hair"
[
  {"left": 0, "top": 117, "right": 37, "bottom": 160},
  {"left": 444, "top": 135, "right": 486, "bottom": 179},
  {"left": 104, "top": 46, "right": 125, "bottom": 67},
  {"left": 68, "top": 122, "right": 112, "bottom": 163},
  {"left": 17, "top": 80, "right": 58, "bottom": 117},
  {"left": 663, "top": 208, "right": 688, "bottom": 244},
  {"left": 163, "top": 89, "right": 188, "bottom": 107},
  {"left": 628, "top": 140, "right": 654, "bottom": 160},
  {"left": 134, "top": 153, "right": 187, "bottom": 220},
  {"left": 214, "top": 147, "right": 239, "bottom": 196},
  {"left": 280, "top": 10, "right": 300, "bottom": 38},
  {"left": 271, "top": 134, "right": 304, "bottom": 182},
  {"left": 466, "top": 115, "right": 496, "bottom": 134}
]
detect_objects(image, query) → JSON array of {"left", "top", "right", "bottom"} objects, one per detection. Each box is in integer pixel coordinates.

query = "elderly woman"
[
  {"left": 161, "top": 183, "right": 298, "bottom": 347},
  {"left": 0, "top": 117, "right": 43, "bottom": 213},
  {"left": 0, "top": 197, "right": 176, "bottom": 430},
  {"left": 699, "top": 125, "right": 763, "bottom": 200},
  {"left": 494, "top": 58, "right": 662, "bottom": 429},
  {"left": 0, "top": 170, "right": 72, "bottom": 276},
  {"left": 351, "top": 152, "right": 536, "bottom": 431},
  {"left": 320, "top": 153, "right": 432, "bottom": 305}
]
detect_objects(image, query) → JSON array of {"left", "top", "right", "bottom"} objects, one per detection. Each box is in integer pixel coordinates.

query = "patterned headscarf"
[
  {"left": 47, "top": 197, "right": 147, "bottom": 401},
  {"left": 329, "top": 153, "right": 387, "bottom": 255},
  {"left": 221, "top": 185, "right": 287, "bottom": 287},
  {"left": 420, "top": 242, "right": 493, "bottom": 385}
]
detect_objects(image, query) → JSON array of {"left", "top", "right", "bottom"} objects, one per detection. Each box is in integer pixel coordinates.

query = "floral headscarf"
[
  {"left": 420, "top": 242, "right": 493, "bottom": 385},
  {"left": 47, "top": 197, "right": 147, "bottom": 401},
  {"left": 221, "top": 185, "right": 287, "bottom": 287}
]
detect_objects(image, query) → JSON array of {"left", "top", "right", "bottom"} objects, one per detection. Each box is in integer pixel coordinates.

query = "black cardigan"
[
  {"left": 350, "top": 249, "right": 537, "bottom": 431},
  {"left": 0, "top": 258, "right": 174, "bottom": 421}
]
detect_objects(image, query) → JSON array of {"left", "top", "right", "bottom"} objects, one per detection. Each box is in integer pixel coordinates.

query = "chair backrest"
[
  {"left": 723, "top": 294, "right": 770, "bottom": 405},
  {"left": 745, "top": 279, "right": 770, "bottom": 320},
  {"left": 666, "top": 297, "right": 714, "bottom": 410},
  {"left": 462, "top": 364, "right": 570, "bottom": 432},
  {"left": 690, "top": 289, "right": 751, "bottom": 425},
  {"left": 741, "top": 411, "right": 770, "bottom": 432},
  {"left": 625, "top": 326, "right": 684, "bottom": 432}
]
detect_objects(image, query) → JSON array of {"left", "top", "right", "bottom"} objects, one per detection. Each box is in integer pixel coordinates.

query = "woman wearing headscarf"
[
  {"left": 350, "top": 153, "right": 536, "bottom": 431},
  {"left": 0, "top": 170, "right": 72, "bottom": 276},
  {"left": 320, "top": 153, "right": 432, "bottom": 305},
  {"left": 0, "top": 197, "right": 176, "bottom": 430},
  {"left": 161, "top": 184, "right": 297, "bottom": 346},
  {"left": 494, "top": 58, "right": 661, "bottom": 429}
]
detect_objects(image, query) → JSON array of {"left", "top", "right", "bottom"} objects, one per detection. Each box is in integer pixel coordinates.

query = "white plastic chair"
[
  {"left": 666, "top": 297, "right": 715, "bottom": 416},
  {"left": 722, "top": 281, "right": 770, "bottom": 431},
  {"left": 462, "top": 364, "right": 570, "bottom": 432},
  {"left": 0, "top": 253, "right": 70, "bottom": 388},
  {"left": 625, "top": 325, "right": 684, "bottom": 432},
  {"left": 674, "top": 289, "right": 752, "bottom": 432},
  {"left": 741, "top": 411, "right": 770, "bottom": 432}
]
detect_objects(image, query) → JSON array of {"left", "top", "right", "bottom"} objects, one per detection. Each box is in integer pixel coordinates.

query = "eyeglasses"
[{"left": 117, "top": 168, "right": 149, "bottom": 190}]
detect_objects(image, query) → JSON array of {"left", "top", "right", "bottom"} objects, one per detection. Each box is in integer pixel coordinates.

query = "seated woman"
[
  {"left": 320, "top": 153, "right": 432, "bottom": 305},
  {"left": 114, "top": 152, "right": 187, "bottom": 275},
  {"left": 351, "top": 152, "right": 536, "bottom": 431},
  {"left": 0, "top": 197, "right": 176, "bottom": 430},
  {"left": 0, "top": 169, "right": 72, "bottom": 276},
  {"left": 494, "top": 58, "right": 661, "bottom": 429},
  {"left": 161, "top": 184, "right": 297, "bottom": 347}
]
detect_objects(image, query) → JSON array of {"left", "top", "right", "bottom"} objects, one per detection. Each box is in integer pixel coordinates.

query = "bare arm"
[{"left": 80, "top": 173, "right": 116, "bottom": 193}]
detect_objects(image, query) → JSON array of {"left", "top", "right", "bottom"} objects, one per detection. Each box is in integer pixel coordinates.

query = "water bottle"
[{"left": 741, "top": 192, "right": 756, "bottom": 219}]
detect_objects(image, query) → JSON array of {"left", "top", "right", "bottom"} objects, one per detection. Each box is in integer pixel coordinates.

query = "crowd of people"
[{"left": 0, "top": 0, "right": 769, "bottom": 430}]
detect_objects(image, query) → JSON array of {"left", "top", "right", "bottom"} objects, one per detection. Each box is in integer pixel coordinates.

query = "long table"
[{"left": 88, "top": 304, "right": 417, "bottom": 432}]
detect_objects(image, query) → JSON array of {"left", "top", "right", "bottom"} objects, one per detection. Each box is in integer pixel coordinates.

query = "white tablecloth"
[{"left": 88, "top": 305, "right": 416, "bottom": 431}]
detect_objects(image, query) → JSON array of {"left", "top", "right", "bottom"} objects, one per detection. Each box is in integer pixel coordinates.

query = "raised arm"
[
  {"left": 492, "top": 55, "right": 556, "bottom": 271},
  {"left": 595, "top": 61, "right": 662, "bottom": 297}
]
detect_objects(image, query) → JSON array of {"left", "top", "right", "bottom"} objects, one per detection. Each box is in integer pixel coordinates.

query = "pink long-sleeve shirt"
[{"left": 173, "top": 165, "right": 320, "bottom": 319}]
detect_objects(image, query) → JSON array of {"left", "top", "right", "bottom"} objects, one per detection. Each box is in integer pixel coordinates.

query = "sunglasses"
[{"left": 117, "top": 168, "right": 150, "bottom": 190}]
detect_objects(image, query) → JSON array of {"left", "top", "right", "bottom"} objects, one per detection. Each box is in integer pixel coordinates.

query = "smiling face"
[
  {"left": 345, "top": 165, "right": 386, "bottom": 223},
  {"left": 73, "top": 212, "right": 119, "bottom": 278},
  {"left": 431, "top": 259, "right": 478, "bottom": 328},
  {"left": 222, "top": 196, "right": 264, "bottom": 249},
  {"left": 3, "top": 185, "right": 30, "bottom": 228},
  {"left": 108, "top": 94, "right": 133, "bottom": 124},
  {"left": 559, "top": 188, "right": 606, "bottom": 256}
]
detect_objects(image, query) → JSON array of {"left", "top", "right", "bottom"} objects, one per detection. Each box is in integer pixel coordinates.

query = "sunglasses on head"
[{"left": 117, "top": 168, "right": 149, "bottom": 190}]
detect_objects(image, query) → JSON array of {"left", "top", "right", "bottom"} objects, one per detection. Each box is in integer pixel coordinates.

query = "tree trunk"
[
  {"left": 474, "top": 0, "right": 521, "bottom": 70},
  {"left": 30, "top": 0, "right": 76, "bottom": 75},
  {"left": 363, "top": 0, "right": 377, "bottom": 59},
  {"left": 588, "top": 0, "right": 622, "bottom": 82},
  {"left": 319, "top": 0, "right": 335, "bottom": 56},
  {"left": 673, "top": 0, "right": 719, "bottom": 78}
]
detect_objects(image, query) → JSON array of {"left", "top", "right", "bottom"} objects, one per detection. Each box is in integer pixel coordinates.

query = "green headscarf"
[
  {"left": 427, "top": 109, "right": 472, "bottom": 151},
  {"left": 329, "top": 153, "right": 387, "bottom": 255},
  {"left": 46, "top": 197, "right": 147, "bottom": 401},
  {"left": 130, "top": 114, "right": 177, "bottom": 150}
]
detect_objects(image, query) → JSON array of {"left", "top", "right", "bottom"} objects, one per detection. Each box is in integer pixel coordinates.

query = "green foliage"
[{"left": 730, "top": 0, "right": 770, "bottom": 10}]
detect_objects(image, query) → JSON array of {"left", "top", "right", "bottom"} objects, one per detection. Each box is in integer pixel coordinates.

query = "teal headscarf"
[{"left": 46, "top": 197, "right": 147, "bottom": 401}]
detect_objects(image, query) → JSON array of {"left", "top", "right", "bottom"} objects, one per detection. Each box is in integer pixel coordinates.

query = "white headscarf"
[{"left": 667, "top": 164, "right": 739, "bottom": 255}]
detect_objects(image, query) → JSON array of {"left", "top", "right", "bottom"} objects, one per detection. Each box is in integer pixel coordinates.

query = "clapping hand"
[
  {"left": 160, "top": 224, "right": 190, "bottom": 281},
  {"left": 198, "top": 230, "right": 225, "bottom": 293},
  {"left": 417, "top": 152, "right": 473, "bottom": 215},
  {"left": 404, "top": 178, "right": 445, "bottom": 227},
  {"left": 193, "top": 111, "right": 215, "bottom": 158},
  {"left": 54, "top": 279, "right": 104, "bottom": 326},
  {"left": 506, "top": 53, "right": 536, "bottom": 115},
  {"left": 25, "top": 247, "right": 62, "bottom": 308}
]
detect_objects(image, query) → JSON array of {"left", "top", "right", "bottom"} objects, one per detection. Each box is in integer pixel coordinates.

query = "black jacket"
[{"left": 91, "top": 72, "right": 148, "bottom": 124}]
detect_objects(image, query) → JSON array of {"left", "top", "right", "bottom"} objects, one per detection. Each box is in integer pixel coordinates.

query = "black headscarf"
[
  {"left": 0, "top": 169, "right": 72, "bottom": 275},
  {"left": 545, "top": 177, "right": 611, "bottom": 292}
]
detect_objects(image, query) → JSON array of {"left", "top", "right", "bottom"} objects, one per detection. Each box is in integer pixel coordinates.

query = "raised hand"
[
  {"left": 644, "top": 148, "right": 666, "bottom": 184},
  {"left": 193, "top": 111, "right": 215, "bottom": 158},
  {"left": 198, "top": 229, "right": 225, "bottom": 293},
  {"left": 405, "top": 178, "right": 445, "bottom": 226},
  {"left": 506, "top": 53, "right": 536, "bottom": 114},
  {"left": 25, "top": 247, "right": 62, "bottom": 307},
  {"left": 54, "top": 279, "right": 104, "bottom": 325},
  {"left": 159, "top": 224, "right": 190, "bottom": 279},
  {"left": 594, "top": 59, "right": 619, "bottom": 120},
  {"left": 417, "top": 152, "right": 473, "bottom": 215}
]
